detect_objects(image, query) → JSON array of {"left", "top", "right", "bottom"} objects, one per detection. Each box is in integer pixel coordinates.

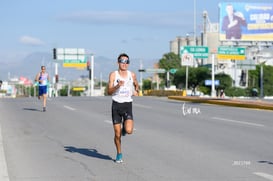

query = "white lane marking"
[
  {"left": 0, "top": 123, "right": 10, "bottom": 181},
  {"left": 104, "top": 120, "right": 112, "bottom": 124},
  {"left": 212, "top": 117, "right": 265, "bottom": 127},
  {"left": 134, "top": 103, "right": 152, "bottom": 109},
  {"left": 254, "top": 172, "right": 273, "bottom": 181},
  {"left": 64, "top": 105, "right": 76, "bottom": 111}
]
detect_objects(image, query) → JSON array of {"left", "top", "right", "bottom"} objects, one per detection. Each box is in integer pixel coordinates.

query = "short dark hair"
[{"left": 117, "top": 53, "right": 129, "bottom": 61}]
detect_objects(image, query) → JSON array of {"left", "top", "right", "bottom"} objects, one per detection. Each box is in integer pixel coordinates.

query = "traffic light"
[
  {"left": 53, "top": 48, "right": 57, "bottom": 59},
  {"left": 55, "top": 75, "right": 59, "bottom": 83},
  {"left": 88, "top": 68, "right": 92, "bottom": 80},
  {"left": 87, "top": 60, "right": 90, "bottom": 70}
]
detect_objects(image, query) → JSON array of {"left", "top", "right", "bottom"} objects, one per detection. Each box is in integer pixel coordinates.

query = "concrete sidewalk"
[{"left": 168, "top": 96, "right": 273, "bottom": 111}]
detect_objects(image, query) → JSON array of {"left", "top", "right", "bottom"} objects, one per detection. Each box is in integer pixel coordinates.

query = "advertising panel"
[{"left": 219, "top": 2, "right": 273, "bottom": 41}]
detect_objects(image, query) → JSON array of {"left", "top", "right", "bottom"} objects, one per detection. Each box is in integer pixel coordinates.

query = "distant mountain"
[{"left": 0, "top": 52, "right": 158, "bottom": 82}]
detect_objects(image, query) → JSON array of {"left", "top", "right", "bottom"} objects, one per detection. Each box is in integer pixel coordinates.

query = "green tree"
[
  {"left": 261, "top": 65, "right": 273, "bottom": 96},
  {"left": 172, "top": 67, "right": 186, "bottom": 89},
  {"left": 248, "top": 66, "right": 259, "bottom": 89},
  {"left": 158, "top": 52, "right": 181, "bottom": 71},
  {"left": 142, "top": 79, "right": 152, "bottom": 90},
  {"left": 60, "top": 85, "right": 69, "bottom": 96},
  {"left": 215, "top": 73, "right": 233, "bottom": 90},
  {"left": 173, "top": 66, "right": 211, "bottom": 90},
  {"left": 248, "top": 65, "right": 273, "bottom": 96},
  {"left": 158, "top": 52, "right": 181, "bottom": 85},
  {"left": 214, "top": 73, "right": 233, "bottom": 96}
]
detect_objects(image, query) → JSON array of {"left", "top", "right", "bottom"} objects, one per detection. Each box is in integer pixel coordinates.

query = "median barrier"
[{"left": 168, "top": 96, "right": 273, "bottom": 111}]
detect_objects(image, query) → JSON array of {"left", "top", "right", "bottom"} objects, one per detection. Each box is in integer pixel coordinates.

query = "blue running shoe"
[{"left": 115, "top": 153, "right": 123, "bottom": 163}]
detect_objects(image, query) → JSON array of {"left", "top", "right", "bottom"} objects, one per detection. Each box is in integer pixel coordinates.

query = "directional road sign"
[
  {"left": 169, "top": 68, "right": 177, "bottom": 74},
  {"left": 63, "top": 56, "right": 87, "bottom": 69},
  {"left": 54, "top": 48, "right": 87, "bottom": 68},
  {"left": 145, "top": 68, "right": 166, "bottom": 73},
  {"left": 180, "top": 46, "right": 209, "bottom": 58},
  {"left": 217, "top": 46, "right": 246, "bottom": 60}
]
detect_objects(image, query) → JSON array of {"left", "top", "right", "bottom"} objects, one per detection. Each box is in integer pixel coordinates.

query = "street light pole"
[
  {"left": 55, "top": 62, "right": 58, "bottom": 97},
  {"left": 193, "top": 0, "right": 196, "bottom": 45},
  {"left": 260, "top": 63, "right": 264, "bottom": 98},
  {"left": 211, "top": 53, "right": 216, "bottom": 97},
  {"left": 90, "top": 54, "right": 94, "bottom": 96},
  {"left": 185, "top": 35, "right": 190, "bottom": 91},
  {"left": 139, "top": 60, "right": 143, "bottom": 95}
]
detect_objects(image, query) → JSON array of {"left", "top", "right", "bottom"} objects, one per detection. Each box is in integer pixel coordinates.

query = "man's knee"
[
  {"left": 125, "top": 120, "right": 134, "bottom": 134},
  {"left": 126, "top": 129, "right": 133, "bottom": 134},
  {"left": 114, "top": 134, "right": 121, "bottom": 141}
]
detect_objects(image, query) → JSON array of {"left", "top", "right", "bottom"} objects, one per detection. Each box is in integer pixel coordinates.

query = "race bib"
[{"left": 118, "top": 86, "right": 131, "bottom": 97}]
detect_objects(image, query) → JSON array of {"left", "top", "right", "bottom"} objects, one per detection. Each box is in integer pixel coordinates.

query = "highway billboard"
[{"left": 219, "top": 2, "right": 273, "bottom": 41}]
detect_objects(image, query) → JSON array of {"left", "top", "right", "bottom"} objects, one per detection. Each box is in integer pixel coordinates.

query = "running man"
[
  {"left": 107, "top": 53, "right": 139, "bottom": 163},
  {"left": 35, "top": 66, "right": 49, "bottom": 112}
]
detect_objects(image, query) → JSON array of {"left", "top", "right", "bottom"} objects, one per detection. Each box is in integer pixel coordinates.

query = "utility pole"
[
  {"left": 185, "top": 35, "right": 190, "bottom": 91},
  {"left": 211, "top": 51, "right": 216, "bottom": 97},
  {"left": 55, "top": 63, "right": 58, "bottom": 97},
  {"left": 87, "top": 58, "right": 91, "bottom": 96},
  {"left": 260, "top": 64, "right": 263, "bottom": 98},
  {"left": 53, "top": 48, "right": 58, "bottom": 97},
  {"left": 91, "top": 54, "right": 94, "bottom": 96},
  {"left": 139, "top": 60, "right": 143, "bottom": 95}
]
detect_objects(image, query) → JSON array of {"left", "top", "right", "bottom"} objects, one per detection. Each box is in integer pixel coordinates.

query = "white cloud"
[{"left": 19, "top": 36, "right": 45, "bottom": 46}]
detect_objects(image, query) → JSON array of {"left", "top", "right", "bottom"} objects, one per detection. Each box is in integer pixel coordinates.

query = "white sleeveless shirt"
[
  {"left": 39, "top": 72, "right": 48, "bottom": 86},
  {"left": 112, "top": 70, "right": 134, "bottom": 103}
]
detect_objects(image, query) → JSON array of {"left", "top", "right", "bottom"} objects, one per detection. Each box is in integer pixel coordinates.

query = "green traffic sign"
[
  {"left": 217, "top": 46, "right": 246, "bottom": 60},
  {"left": 218, "top": 46, "right": 245, "bottom": 55},
  {"left": 180, "top": 46, "right": 209, "bottom": 58},
  {"left": 169, "top": 69, "right": 177, "bottom": 74},
  {"left": 63, "top": 59, "right": 86, "bottom": 63},
  {"left": 145, "top": 68, "right": 166, "bottom": 73}
]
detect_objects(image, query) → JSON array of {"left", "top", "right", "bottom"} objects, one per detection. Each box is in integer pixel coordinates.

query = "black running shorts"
[{"left": 112, "top": 101, "right": 133, "bottom": 125}]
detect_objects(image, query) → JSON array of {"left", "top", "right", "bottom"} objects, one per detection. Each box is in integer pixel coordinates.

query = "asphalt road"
[{"left": 0, "top": 96, "right": 273, "bottom": 181}]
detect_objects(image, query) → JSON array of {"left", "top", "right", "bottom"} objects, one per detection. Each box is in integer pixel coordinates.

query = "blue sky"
[{"left": 0, "top": 0, "right": 272, "bottom": 80}]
